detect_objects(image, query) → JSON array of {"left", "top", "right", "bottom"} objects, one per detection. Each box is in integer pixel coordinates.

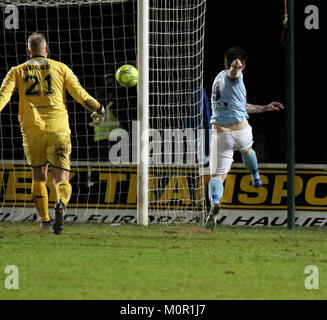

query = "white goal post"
[{"left": 137, "top": 0, "right": 149, "bottom": 226}]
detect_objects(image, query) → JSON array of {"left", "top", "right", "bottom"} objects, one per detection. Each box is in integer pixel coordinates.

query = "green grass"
[{"left": 0, "top": 222, "right": 327, "bottom": 300}]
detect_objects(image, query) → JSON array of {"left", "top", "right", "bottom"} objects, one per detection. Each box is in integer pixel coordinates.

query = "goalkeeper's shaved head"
[{"left": 27, "top": 33, "right": 48, "bottom": 57}]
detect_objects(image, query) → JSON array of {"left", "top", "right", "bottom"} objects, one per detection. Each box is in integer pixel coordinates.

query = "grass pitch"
[{"left": 0, "top": 222, "right": 327, "bottom": 300}]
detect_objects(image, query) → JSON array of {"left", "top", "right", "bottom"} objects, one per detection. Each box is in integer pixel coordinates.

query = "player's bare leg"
[
  {"left": 51, "top": 167, "right": 71, "bottom": 235},
  {"left": 241, "top": 147, "right": 262, "bottom": 188},
  {"left": 31, "top": 165, "right": 51, "bottom": 230},
  {"left": 205, "top": 174, "right": 226, "bottom": 230}
]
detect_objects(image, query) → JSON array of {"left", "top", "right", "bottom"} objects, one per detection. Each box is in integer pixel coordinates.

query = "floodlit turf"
[{"left": 0, "top": 222, "right": 327, "bottom": 300}]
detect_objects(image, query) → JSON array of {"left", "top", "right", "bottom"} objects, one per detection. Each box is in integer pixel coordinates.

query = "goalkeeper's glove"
[{"left": 89, "top": 104, "right": 105, "bottom": 127}]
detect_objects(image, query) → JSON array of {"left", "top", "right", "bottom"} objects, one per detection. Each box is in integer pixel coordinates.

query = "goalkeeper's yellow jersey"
[{"left": 0, "top": 56, "right": 100, "bottom": 134}]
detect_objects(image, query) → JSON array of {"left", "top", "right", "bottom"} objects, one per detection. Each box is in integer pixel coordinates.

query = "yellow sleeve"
[
  {"left": 64, "top": 65, "right": 101, "bottom": 112},
  {"left": 0, "top": 67, "right": 17, "bottom": 113}
]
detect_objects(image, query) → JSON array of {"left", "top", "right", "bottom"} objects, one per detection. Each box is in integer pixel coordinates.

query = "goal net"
[{"left": 0, "top": 0, "right": 207, "bottom": 224}]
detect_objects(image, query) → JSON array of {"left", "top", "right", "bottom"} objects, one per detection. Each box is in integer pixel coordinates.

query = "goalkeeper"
[{"left": 0, "top": 33, "right": 105, "bottom": 235}]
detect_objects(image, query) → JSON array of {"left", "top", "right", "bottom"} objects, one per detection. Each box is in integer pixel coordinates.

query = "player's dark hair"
[{"left": 224, "top": 47, "right": 248, "bottom": 68}]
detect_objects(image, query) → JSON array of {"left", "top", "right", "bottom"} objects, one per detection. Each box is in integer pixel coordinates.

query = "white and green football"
[{"left": 115, "top": 64, "right": 139, "bottom": 88}]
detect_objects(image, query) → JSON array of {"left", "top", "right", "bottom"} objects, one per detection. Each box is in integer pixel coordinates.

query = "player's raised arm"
[
  {"left": 64, "top": 65, "right": 105, "bottom": 126},
  {"left": 227, "top": 59, "right": 243, "bottom": 80},
  {"left": 246, "top": 102, "right": 284, "bottom": 113},
  {"left": 0, "top": 67, "right": 17, "bottom": 112}
]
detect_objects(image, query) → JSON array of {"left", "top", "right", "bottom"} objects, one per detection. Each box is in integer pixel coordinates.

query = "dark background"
[{"left": 204, "top": 0, "right": 326, "bottom": 164}]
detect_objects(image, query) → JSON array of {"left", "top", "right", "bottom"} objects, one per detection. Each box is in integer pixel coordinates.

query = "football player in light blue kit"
[{"left": 205, "top": 47, "right": 284, "bottom": 230}]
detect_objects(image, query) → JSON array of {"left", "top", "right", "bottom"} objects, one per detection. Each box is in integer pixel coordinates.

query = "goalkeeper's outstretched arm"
[
  {"left": 64, "top": 65, "right": 105, "bottom": 126},
  {"left": 0, "top": 68, "right": 17, "bottom": 112}
]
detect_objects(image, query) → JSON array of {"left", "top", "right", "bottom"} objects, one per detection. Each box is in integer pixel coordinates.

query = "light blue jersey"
[{"left": 210, "top": 70, "right": 248, "bottom": 124}]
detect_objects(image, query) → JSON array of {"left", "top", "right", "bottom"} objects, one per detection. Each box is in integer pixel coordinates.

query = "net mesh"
[
  {"left": 1, "top": 0, "right": 127, "bottom": 7},
  {"left": 148, "top": 0, "right": 206, "bottom": 220}
]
